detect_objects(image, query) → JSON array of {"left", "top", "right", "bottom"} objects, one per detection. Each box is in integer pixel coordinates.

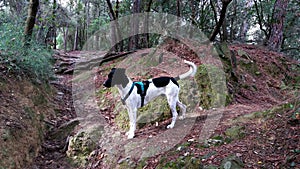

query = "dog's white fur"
[{"left": 111, "top": 60, "right": 196, "bottom": 139}]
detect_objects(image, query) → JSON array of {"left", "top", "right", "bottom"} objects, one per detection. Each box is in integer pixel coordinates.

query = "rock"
[
  {"left": 66, "top": 124, "right": 104, "bottom": 167},
  {"left": 221, "top": 155, "right": 244, "bottom": 169},
  {"left": 204, "top": 165, "right": 218, "bottom": 169},
  {"left": 48, "top": 119, "right": 80, "bottom": 140},
  {"left": 225, "top": 126, "right": 246, "bottom": 140}
]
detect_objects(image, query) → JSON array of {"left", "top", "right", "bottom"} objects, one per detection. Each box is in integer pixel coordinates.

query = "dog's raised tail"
[{"left": 175, "top": 60, "right": 197, "bottom": 80}]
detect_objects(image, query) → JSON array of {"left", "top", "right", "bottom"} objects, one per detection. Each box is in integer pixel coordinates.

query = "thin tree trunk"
[
  {"left": 85, "top": 0, "right": 90, "bottom": 50},
  {"left": 229, "top": 0, "right": 237, "bottom": 41},
  {"left": 24, "top": 0, "right": 39, "bottom": 43},
  {"left": 52, "top": 0, "right": 57, "bottom": 49},
  {"left": 129, "top": 0, "right": 141, "bottom": 50},
  {"left": 73, "top": 26, "right": 79, "bottom": 50},
  {"left": 209, "top": 0, "right": 232, "bottom": 41},
  {"left": 176, "top": 0, "right": 181, "bottom": 38},
  {"left": 253, "top": 0, "right": 269, "bottom": 41},
  {"left": 210, "top": 0, "right": 222, "bottom": 40},
  {"left": 267, "top": 0, "right": 288, "bottom": 51},
  {"left": 141, "top": 0, "right": 152, "bottom": 48},
  {"left": 106, "top": 0, "right": 123, "bottom": 51},
  {"left": 222, "top": 16, "right": 228, "bottom": 41},
  {"left": 63, "top": 24, "right": 69, "bottom": 52},
  {"left": 189, "top": 0, "right": 196, "bottom": 38}
]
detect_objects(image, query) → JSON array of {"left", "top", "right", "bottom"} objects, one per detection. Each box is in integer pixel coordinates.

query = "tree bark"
[
  {"left": 106, "top": 0, "right": 123, "bottom": 51},
  {"left": 141, "top": 0, "right": 153, "bottom": 48},
  {"left": 24, "top": 0, "right": 39, "bottom": 43},
  {"left": 52, "top": 0, "right": 57, "bottom": 49},
  {"left": 73, "top": 26, "right": 79, "bottom": 50},
  {"left": 128, "top": 0, "right": 141, "bottom": 50},
  {"left": 209, "top": 0, "right": 232, "bottom": 41},
  {"left": 267, "top": 0, "right": 289, "bottom": 51},
  {"left": 253, "top": 0, "right": 269, "bottom": 41}
]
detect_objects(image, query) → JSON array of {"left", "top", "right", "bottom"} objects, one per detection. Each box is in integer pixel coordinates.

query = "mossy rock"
[
  {"left": 221, "top": 155, "right": 244, "bottom": 169},
  {"left": 195, "top": 64, "right": 229, "bottom": 109},
  {"left": 66, "top": 124, "right": 104, "bottom": 167},
  {"left": 239, "top": 59, "right": 260, "bottom": 76},
  {"left": 157, "top": 155, "right": 203, "bottom": 169},
  {"left": 114, "top": 79, "right": 199, "bottom": 130},
  {"left": 224, "top": 126, "right": 246, "bottom": 140},
  {"left": 204, "top": 165, "right": 219, "bottom": 169}
]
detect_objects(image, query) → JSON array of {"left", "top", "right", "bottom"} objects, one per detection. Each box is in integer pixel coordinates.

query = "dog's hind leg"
[
  {"left": 126, "top": 108, "right": 137, "bottom": 139},
  {"left": 166, "top": 98, "right": 178, "bottom": 129},
  {"left": 177, "top": 100, "right": 186, "bottom": 120}
]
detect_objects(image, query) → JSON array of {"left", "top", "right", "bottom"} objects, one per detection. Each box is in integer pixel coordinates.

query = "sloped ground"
[
  {"left": 87, "top": 43, "right": 299, "bottom": 168},
  {"left": 0, "top": 72, "right": 63, "bottom": 168},
  {"left": 2, "top": 42, "right": 298, "bottom": 168}
]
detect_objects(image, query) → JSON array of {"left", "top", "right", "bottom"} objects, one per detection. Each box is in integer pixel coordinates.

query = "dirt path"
[
  {"left": 29, "top": 46, "right": 300, "bottom": 168},
  {"left": 29, "top": 52, "right": 79, "bottom": 169}
]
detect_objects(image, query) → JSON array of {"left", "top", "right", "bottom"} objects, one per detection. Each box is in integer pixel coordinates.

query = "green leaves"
[{"left": 0, "top": 20, "right": 54, "bottom": 82}]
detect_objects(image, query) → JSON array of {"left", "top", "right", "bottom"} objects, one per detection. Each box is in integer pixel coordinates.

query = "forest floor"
[{"left": 26, "top": 43, "right": 300, "bottom": 168}]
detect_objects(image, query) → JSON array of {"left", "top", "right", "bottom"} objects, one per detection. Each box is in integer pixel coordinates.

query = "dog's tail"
[{"left": 175, "top": 60, "right": 197, "bottom": 80}]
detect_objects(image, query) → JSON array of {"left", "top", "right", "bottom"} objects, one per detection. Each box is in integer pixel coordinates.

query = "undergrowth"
[{"left": 0, "top": 16, "right": 54, "bottom": 82}]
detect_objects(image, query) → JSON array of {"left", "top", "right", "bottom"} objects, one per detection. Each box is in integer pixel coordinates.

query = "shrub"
[{"left": 0, "top": 16, "right": 54, "bottom": 82}]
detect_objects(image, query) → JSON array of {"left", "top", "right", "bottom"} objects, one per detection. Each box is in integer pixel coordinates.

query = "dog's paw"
[
  {"left": 126, "top": 131, "right": 134, "bottom": 139},
  {"left": 127, "top": 133, "right": 134, "bottom": 139},
  {"left": 179, "top": 115, "right": 185, "bottom": 120},
  {"left": 167, "top": 124, "right": 174, "bottom": 129}
]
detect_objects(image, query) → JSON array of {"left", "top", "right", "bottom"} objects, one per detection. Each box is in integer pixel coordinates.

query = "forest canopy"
[{"left": 0, "top": 0, "right": 299, "bottom": 81}]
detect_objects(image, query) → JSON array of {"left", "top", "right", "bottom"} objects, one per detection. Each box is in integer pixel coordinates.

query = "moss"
[
  {"left": 195, "top": 64, "right": 229, "bottom": 109},
  {"left": 156, "top": 155, "right": 202, "bottom": 169},
  {"left": 32, "top": 93, "right": 48, "bottom": 106},
  {"left": 115, "top": 107, "right": 130, "bottom": 131},
  {"left": 66, "top": 125, "right": 103, "bottom": 167},
  {"left": 225, "top": 126, "right": 246, "bottom": 140},
  {"left": 136, "top": 158, "right": 148, "bottom": 169},
  {"left": 239, "top": 59, "right": 259, "bottom": 76}
]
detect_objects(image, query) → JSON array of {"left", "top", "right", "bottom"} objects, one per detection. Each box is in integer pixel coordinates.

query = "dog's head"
[{"left": 103, "top": 68, "right": 129, "bottom": 88}]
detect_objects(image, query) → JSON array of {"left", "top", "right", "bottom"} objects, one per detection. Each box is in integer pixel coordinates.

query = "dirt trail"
[
  {"left": 29, "top": 52, "right": 79, "bottom": 169},
  {"left": 30, "top": 45, "right": 300, "bottom": 168}
]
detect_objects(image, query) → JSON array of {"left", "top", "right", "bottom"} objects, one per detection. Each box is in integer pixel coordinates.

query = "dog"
[{"left": 103, "top": 60, "right": 197, "bottom": 139}]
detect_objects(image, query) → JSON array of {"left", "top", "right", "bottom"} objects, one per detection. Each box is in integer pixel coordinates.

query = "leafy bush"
[{"left": 0, "top": 17, "right": 54, "bottom": 82}]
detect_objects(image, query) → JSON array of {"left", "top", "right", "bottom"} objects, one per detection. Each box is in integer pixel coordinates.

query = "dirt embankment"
[{"left": 0, "top": 74, "right": 55, "bottom": 168}]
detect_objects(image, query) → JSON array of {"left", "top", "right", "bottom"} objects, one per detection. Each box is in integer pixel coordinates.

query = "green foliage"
[{"left": 0, "top": 19, "right": 54, "bottom": 82}]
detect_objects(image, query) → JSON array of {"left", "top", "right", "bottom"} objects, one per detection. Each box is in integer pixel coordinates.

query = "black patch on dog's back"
[{"left": 152, "top": 77, "right": 179, "bottom": 87}]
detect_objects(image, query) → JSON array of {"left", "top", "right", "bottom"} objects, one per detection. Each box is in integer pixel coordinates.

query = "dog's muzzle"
[{"left": 103, "top": 79, "right": 112, "bottom": 88}]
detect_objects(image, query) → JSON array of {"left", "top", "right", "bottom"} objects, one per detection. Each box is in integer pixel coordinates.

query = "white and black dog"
[{"left": 103, "top": 60, "right": 197, "bottom": 139}]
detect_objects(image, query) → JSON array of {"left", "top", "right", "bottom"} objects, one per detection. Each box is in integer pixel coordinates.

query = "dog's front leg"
[{"left": 125, "top": 107, "right": 137, "bottom": 139}]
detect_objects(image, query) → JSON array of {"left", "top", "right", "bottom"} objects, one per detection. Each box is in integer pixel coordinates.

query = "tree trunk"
[
  {"left": 238, "top": 2, "right": 251, "bottom": 42},
  {"left": 63, "top": 24, "right": 69, "bottom": 52},
  {"left": 106, "top": 0, "right": 123, "bottom": 52},
  {"left": 52, "top": 0, "right": 57, "bottom": 49},
  {"left": 73, "top": 26, "right": 79, "bottom": 50},
  {"left": 267, "top": 0, "right": 289, "bottom": 51},
  {"left": 176, "top": 0, "right": 181, "bottom": 38},
  {"left": 209, "top": 0, "right": 232, "bottom": 41},
  {"left": 141, "top": 0, "right": 152, "bottom": 48},
  {"left": 189, "top": 0, "right": 196, "bottom": 38},
  {"left": 129, "top": 0, "right": 141, "bottom": 50},
  {"left": 253, "top": 0, "right": 269, "bottom": 41},
  {"left": 24, "top": 0, "right": 39, "bottom": 43},
  {"left": 229, "top": 0, "right": 237, "bottom": 41},
  {"left": 222, "top": 16, "right": 228, "bottom": 41}
]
